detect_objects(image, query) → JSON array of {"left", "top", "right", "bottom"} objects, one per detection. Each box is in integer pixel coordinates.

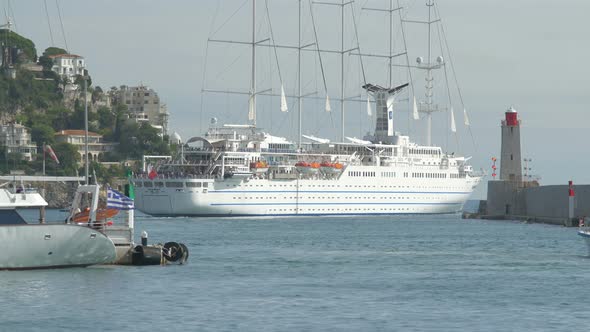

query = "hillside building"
[
  {"left": 49, "top": 54, "right": 86, "bottom": 83},
  {"left": 111, "top": 85, "right": 169, "bottom": 135},
  {"left": 55, "top": 130, "right": 117, "bottom": 163},
  {"left": 0, "top": 122, "right": 37, "bottom": 161}
]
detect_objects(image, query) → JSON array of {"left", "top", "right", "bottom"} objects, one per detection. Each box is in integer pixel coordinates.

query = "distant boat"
[
  {"left": 0, "top": 184, "right": 116, "bottom": 270},
  {"left": 578, "top": 223, "right": 590, "bottom": 254}
]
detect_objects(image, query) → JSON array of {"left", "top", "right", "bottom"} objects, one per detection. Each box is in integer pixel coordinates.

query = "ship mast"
[
  {"left": 409, "top": 0, "right": 445, "bottom": 146},
  {"left": 249, "top": 0, "right": 257, "bottom": 126},
  {"left": 297, "top": 0, "right": 302, "bottom": 148}
]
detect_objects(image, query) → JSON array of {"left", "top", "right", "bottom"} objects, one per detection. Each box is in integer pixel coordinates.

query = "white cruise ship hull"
[
  {"left": 0, "top": 224, "right": 116, "bottom": 270},
  {"left": 134, "top": 172, "right": 480, "bottom": 217}
]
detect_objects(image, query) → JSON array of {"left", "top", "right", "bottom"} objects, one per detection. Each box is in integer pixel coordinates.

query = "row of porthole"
[
  {"left": 267, "top": 208, "right": 417, "bottom": 212},
  {"left": 231, "top": 196, "right": 448, "bottom": 200}
]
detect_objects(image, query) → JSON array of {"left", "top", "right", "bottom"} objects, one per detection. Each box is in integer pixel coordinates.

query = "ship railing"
[
  {"left": 134, "top": 173, "right": 216, "bottom": 180},
  {"left": 469, "top": 170, "right": 486, "bottom": 178}
]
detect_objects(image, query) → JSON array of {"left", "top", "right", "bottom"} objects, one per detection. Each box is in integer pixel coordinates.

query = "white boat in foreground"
[{"left": 0, "top": 184, "right": 116, "bottom": 270}]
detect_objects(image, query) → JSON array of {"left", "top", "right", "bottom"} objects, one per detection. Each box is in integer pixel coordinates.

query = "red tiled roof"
[
  {"left": 55, "top": 130, "right": 100, "bottom": 137},
  {"left": 47, "top": 54, "right": 83, "bottom": 59}
]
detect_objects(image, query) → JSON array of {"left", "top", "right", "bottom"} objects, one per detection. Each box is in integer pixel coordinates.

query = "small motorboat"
[{"left": 0, "top": 183, "right": 116, "bottom": 270}]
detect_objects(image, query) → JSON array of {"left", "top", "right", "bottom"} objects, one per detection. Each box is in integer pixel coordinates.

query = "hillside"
[{"left": 0, "top": 31, "right": 172, "bottom": 181}]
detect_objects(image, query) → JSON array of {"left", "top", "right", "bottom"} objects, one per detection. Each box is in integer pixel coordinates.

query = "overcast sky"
[{"left": 8, "top": 0, "right": 590, "bottom": 198}]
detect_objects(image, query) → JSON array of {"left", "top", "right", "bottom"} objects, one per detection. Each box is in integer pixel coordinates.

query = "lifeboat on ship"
[
  {"left": 249, "top": 161, "right": 269, "bottom": 174},
  {"left": 296, "top": 161, "right": 319, "bottom": 174},
  {"left": 72, "top": 207, "right": 119, "bottom": 223},
  {"left": 320, "top": 161, "right": 343, "bottom": 174}
]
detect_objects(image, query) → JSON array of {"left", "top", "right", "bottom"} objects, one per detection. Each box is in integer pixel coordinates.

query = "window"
[
  {"left": 186, "top": 182, "right": 201, "bottom": 188},
  {"left": 165, "top": 182, "right": 183, "bottom": 188}
]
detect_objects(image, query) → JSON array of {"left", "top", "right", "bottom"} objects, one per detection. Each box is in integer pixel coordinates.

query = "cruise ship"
[{"left": 132, "top": 0, "right": 483, "bottom": 216}]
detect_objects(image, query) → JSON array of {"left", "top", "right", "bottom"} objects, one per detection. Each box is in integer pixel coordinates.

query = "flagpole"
[
  {"left": 42, "top": 142, "right": 45, "bottom": 176},
  {"left": 84, "top": 70, "right": 89, "bottom": 185}
]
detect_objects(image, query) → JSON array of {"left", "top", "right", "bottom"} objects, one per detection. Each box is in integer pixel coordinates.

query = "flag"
[
  {"left": 450, "top": 106, "right": 457, "bottom": 133},
  {"left": 147, "top": 165, "right": 158, "bottom": 180},
  {"left": 44, "top": 144, "right": 60, "bottom": 164},
  {"left": 366, "top": 95, "right": 372, "bottom": 116},
  {"left": 412, "top": 96, "right": 420, "bottom": 120},
  {"left": 463, "top": 107, "right": 470, "bottom": 126},
  {"left": 107, "top": 187, "right": 134, "bottom": 210},
  {"left": 325, "top": 95, "right": 331, "bottom": 112},
  {"left": 280, "top": 84, "right": 288, "bottom": 112}
]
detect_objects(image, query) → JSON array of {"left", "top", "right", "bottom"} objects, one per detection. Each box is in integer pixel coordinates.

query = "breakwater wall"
[{"left": 469, "top": 181, "right": 590, "bottom": 227}]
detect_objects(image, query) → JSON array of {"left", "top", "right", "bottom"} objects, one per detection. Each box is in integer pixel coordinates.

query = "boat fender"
[
  {"left": 163, "top": 242, "right": 189, "bottom": 264},
  {"left": 141, "top": 230, "right": 148, "bottom": 246}
]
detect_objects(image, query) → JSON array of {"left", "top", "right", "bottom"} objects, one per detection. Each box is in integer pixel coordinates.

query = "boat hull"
[
  {"left": 133, "top": 173, "right": 481, "bottom": 217},
  {"left": 578, "top": 230, "right": 590, "bottom": 254},
  {"left": 0, "top": 224, "right": 116, "bottom": 270}
]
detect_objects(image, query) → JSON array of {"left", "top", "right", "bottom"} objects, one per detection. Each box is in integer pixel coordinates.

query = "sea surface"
[{"left": 2, "top": 208, "right": 589, "bottom": 331}]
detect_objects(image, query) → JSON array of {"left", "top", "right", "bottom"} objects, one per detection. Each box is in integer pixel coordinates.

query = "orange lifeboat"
[
  {"left": 249, "top": 161, "right": 269, "bottom": 173},
  {"left": 296, "top": 161, "right": 316, "bottom": 173},
  {"left": 72, "top": 208, "right": 119, "bottom": 223},
  {"left": 320, "top": 161, "right": 343, "bottom": 174}
]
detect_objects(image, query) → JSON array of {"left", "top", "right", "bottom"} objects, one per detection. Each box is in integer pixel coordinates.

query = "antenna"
[{"left": 403, "top": 0, "right": 446, "bottom": 146}]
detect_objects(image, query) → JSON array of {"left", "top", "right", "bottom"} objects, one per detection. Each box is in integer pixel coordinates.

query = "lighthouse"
[{"left": 500, "top": 106, "right": 522, "bottom": 182}]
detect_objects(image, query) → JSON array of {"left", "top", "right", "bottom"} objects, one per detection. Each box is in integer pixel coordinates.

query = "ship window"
[
  {"left": 144, "top": 182, "right": 153, "bottom": 187},
  {"left": 166, "top": 182, "right": 183, "bottom": 188},
  {"left": 186, "top": 182, "right": 201, "bottom": 188},
  {"left": 154, "top": 182, "right": 164, "bottom": 187},
  {"left": 134, "top": 181, "right": 143, "bottom": 187}
]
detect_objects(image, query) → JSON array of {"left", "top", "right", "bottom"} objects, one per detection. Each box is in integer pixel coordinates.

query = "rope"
[
  {"left": 210, "top": 0, "right": 249, "bottom": 38},
  {"left": 397, "top": 0, "right": 416, "bottom": 136},
  {"left": 55, "top": 0, "right": 69, "bottom": 53},
  {"left": 199, "top": 0, "right": 221, "bottom": 134},
  {"left": 436, "top": 20, "right": 460, "bottom": 151},
  {"left": 434, "top": 3, "right": 477, "bottom": 153},
  {"left": 308, "top": 0, "right": 329, "bottom": 95},
  {"left": 43, "top": 0, "right": 55, "bottom": 46},
  {"left": 264, "top": 0, "right": 285, "bottom": 87}
]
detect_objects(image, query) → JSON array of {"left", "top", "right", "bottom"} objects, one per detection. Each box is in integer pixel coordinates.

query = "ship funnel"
[{"left": 363, "top": 83, "right": 409, "bottom": 144}]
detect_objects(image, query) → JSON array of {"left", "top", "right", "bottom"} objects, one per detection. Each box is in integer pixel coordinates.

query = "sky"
[{"left": 6, "top": 0, "right": 590, "bottom": 198}]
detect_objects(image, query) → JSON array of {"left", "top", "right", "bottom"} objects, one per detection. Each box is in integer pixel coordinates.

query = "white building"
[
  {"left": 49, "top": 54, "right": 86, "bottom": 83},
  {"left": 112, "top": 85, "right": 169, "bottom": 135},
  {"left": 55, "top": 130, "right": 117, "bottom": 163},
  {"left": 0, "top": 123, "right": 37, "bottom": 161}
]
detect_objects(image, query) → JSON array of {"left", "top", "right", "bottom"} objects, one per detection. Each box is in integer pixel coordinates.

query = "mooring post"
[{"left": 39, "top": 188, "right": 46, "bottom": 224}]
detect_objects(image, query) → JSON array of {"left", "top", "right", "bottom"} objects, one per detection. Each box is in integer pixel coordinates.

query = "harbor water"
[{"left": 2, "top": 209, "right": 589, "bottom": 331}]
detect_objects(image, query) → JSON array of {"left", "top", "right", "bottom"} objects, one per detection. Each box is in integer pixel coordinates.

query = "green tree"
[
  {"left": 51, "top": 142, "right": 80, "bottom": 175},
  {"left": 0, "top": 29, "right": 37, "bottom": 61},
  {"left": 31, "top": 124, "right": 55, "bottom": 146},
  {"left": 97, "top": 106, "right": 115, "bottom": 128}
]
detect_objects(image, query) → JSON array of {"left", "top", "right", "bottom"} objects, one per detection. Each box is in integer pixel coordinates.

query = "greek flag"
[{"left": 107, "top": 187, "right": 134, "bottom": 210}]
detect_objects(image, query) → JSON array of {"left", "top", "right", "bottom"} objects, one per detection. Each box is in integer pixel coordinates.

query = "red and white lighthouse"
[{"left": 500, "top": 106, "right": 522, "bottom": 182}]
